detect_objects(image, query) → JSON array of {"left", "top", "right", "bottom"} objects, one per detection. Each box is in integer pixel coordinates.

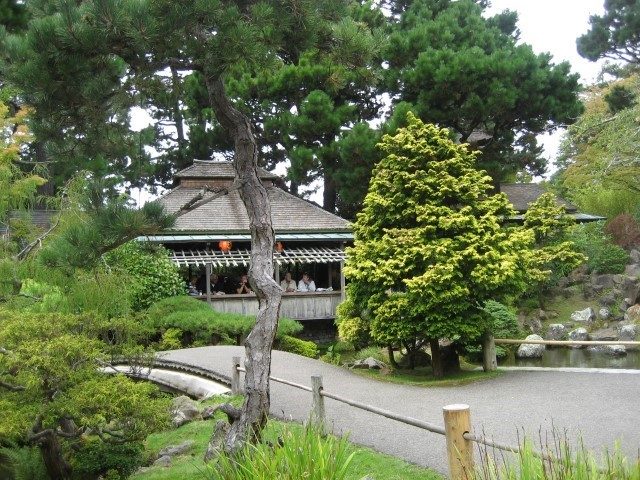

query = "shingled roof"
[
  {"left": 175, "top": 160, "right": 278, "bottom": 180},
  {"left": 500, "top": 183, "right": 577, "bottom": 213},
  {"left": 159, "top": 186, "right": 350, "bottom": 233}
]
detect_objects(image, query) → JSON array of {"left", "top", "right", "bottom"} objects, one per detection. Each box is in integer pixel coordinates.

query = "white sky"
[{"left": 132, "top": 0, "right": 608, "bottom": 205}]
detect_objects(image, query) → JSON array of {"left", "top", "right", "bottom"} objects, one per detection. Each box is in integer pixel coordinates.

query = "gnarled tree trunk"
[
  {"left": 36, "top": 430, "right": 72, "bottom": 480},
  {"left": 205, "top": 75, "right": 283, "bottom": 453}
]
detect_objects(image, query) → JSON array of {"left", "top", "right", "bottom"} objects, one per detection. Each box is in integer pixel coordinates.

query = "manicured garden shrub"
[
  {"left": 336, "top": 297, "right": 372, "bottom": 350},
  {"left": 104, "top": 242, "right": 185, "bottom": 311},
  {"left": 604, "top": 213, "right": 640, "bottom": 250},
  {"left": 72, "top": 440, "right": 145, "bottom": 480},
  {"left": 146, "top": 296, "right": 302, "bottom": 347},
  {"left": 276, "top": 335, "right": 319, "bottom": 358},
  {"left": 462, "top": 300, "right": 521, "bottom": 362}
]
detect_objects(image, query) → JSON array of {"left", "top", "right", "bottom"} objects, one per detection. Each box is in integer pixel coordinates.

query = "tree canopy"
[{"left": 342, "top": 113, "right": 534, "bottom": 376}]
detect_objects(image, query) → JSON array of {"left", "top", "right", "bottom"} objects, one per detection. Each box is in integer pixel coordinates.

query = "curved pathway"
[{"left": 160, "top": 346, "right": 640, "bottom": 476}]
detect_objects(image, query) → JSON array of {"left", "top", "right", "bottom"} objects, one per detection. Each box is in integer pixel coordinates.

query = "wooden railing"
[{"left": 229, "top": 357, "right": 554, "bottom": 480}]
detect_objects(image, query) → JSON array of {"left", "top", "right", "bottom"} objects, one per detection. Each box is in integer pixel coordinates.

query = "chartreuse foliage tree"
[
  {"left": 385, "top": 0, "right": 582, "bottom": 183},
  {"left": 0, "top": 308, "right": 168, "bottom": 479},
  {"left": 523, "top": 192, "right": 586, "bottom": 306},
  {"left": 343, "top": 113, "right": 534, "bottom": 377}
]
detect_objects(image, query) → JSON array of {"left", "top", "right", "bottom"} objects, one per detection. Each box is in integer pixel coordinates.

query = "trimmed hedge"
[
  {"left": 276, "top": 335, "right": 319, "bottom": 358},
  {"left": 146, "top": 296, "right": 302, "bottom": 346}
]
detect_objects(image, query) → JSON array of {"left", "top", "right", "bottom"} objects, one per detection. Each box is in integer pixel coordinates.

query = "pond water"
[{"left": 500, "top": 348, "right": 640, "bottom": 370}]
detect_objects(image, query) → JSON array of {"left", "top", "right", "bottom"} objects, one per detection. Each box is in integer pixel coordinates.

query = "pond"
[{"left": 500, "top": 347, "right": 640, "bottom": 370}]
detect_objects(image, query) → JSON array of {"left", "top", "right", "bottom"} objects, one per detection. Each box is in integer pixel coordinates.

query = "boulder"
[
  {"left": 619, "top": 324, "right": 637, "bottom": 340},
  {"left": 153, "top": 455, "right": 172, "bottom": 467},
  {"left": 591, "top": 274, "right": 614, "bottom": 289},
  {"left": 624, "top": 304, "right": 640, "bottom": 323},
  {"left": 598, "top": 307, "right": 611, "bottom": 320},
  {"left": 158, "top": 440, "right": 195, "bottom": 458},
  {"left": 201, "top": 406, "right": 216, "bottom": 420},
  {"left": 351, "top": 357, "right": 387, "bottom": 370},
  {"left": 624, "top": 264, "right": 640, "bottom": 278},
  {"left": 523, "top": 315, "right": 543, "bottom": 334},
  {"left": 570, "top": 307, "right": 596, "bottom": 323},
  {"left": 599, "top": 292, "right": 617, "bottom": 307},
  {"left": 588, "top": 327, "right": 617, "bottom": 341},
  {"left": 516, "top": 335, "right": 545, "bottom": 359},
  {"left": 170, "top": 395, "right": 201, "bottom": 428},
  {"left": 613, "top": 274, "right": 625, "bottom": 285},
  {"left": 622, "top": 277, "right": 640, "bottom": 305},
  {"left": 605, "top": 345, "right": 627, "bottom": 357},
  {"left": 545, "top": 324, "right": 567, "bottom": 341},
  {"left": 568, "top": 328, "right": 589, "bottom": 348},
  {"left": 630, "top": 249, "right": 640, "bottom": 264}
]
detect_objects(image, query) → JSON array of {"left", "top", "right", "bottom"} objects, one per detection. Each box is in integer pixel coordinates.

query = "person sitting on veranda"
[
  {"left": 297, "top": 272, "right": 316, "bottom": 292},
  {"left": 280, "top": 271, "right": 297, "bottom": 292},
  {"left": 236, "top": 273, "right": 253, "bottom": 294},
  {"left": 187, "top": 275, "right": 200, "bottom": 296},
  {"left": 210, "top": 273, "right": 226, "bottom": 295}
]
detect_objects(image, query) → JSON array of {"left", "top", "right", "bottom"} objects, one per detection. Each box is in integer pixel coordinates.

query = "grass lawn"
[
  {"left": 133, "top": 396, "right": 443, "bottom": 480},
  {"left": 354, "top": 365, "right": 501, "bottom": 387}
]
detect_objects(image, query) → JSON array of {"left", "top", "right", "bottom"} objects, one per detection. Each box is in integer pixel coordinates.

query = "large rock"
[
  {"left": 599, "top": 291, "right": 617, "bottom": 307},
  {"left": 591, "top": 274, "right": 615, "bottom": 289},
  {"left": 624, "top": 264, "right": 640, "bottom": 278},
  {"left": 545, "top": 324, "right": 567, "bottom": 341},
  {"left": 619, "top": 324, "right": 637, "bottom": 341},
  {"left": 153, "top": 455, "right": 172, "bottom": 467},
  {"left": 170, "top": 395, "right": 201, "bottom": 427},
  {"left": 159, "top": 440, "right": 195, "bottom": 458},
  {"left": 568, "top": 328, "right": 589, "bottom": 348},
  {"left": 570, "top": 307, "right": 596, "bottom": 323},
  {"left": 624, "top": 304, "right": 640, "bottom": 323},
  {"left": 630, "top": 249, "right": 640, "bottom": 264},
  {"left": 622, "top": 277, "right": 640, "bottom": 305},
  {"left": 522, "top": 315, "right": 543, "bottom": 334},
  {"left": 598, "top": 307, "right": 611, "bottom": 320},
  {"left": 589, "top": 327, "right": 617, "bottom": 341},
  {"left": 351, "top": 357, "right": 387, "bottom": 370},
  {"left": 516, "top": 335, "right": 545, "bottom": 359}
]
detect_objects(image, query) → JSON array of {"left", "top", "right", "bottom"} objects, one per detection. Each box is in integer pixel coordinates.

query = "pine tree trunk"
[
  {"left": 429, "top": 338, "right": 443, "bottom": 379},
  {"left": 38, "top": 431, "right": 72, "bottom": 480},
  {"left": 205, "top": 75, "right": 283, "bottom": 453},
  {"left": 323, "top": 169, "right": 337, "bottom": 213}
]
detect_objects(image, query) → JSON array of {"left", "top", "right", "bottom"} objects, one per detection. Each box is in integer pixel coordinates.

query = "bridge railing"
[{"left": 230, "top": 356, "right": 565, "bottom": 480}]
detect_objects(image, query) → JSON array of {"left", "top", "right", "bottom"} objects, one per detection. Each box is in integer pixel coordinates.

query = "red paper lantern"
[{"left": 219, "top": 240, "right": 232, "bottom": 252}]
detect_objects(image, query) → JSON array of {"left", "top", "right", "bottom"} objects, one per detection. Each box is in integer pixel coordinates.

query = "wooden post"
[
  {"left": 482, "top": 332, "right": 497, "bottom": 372},
  {"left": 205, "top": 263, "right": 212, "bottom": 304},
  {"left": 310, "top": 375, "right": 326, "bottom": 433},
  {"left": 339, "top": 260, "right": 346, "bottom": 301},
  {"left": 231, "top": 356, "right": 241, "bottom": 395},
  {"left": 443, "top": 404, "right": 473, "bottom": 480}
]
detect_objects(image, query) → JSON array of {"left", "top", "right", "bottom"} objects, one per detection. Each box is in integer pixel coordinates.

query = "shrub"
[
  {"left": 276, "top": 335, "right": 319, "bottom": 358},
  {"left": 604, "top": 213, "right": 640, "bottom": 250},
  {"left": 104, "top": 242, "right": 185, "bottom": 311},
  {"left": 0, "top": 446, "right": 48, "bottom": 480},
  {"left": 337, "top": 316, "right": 371, "bottom": 350},
  {"left": 72, "top": 440, "right": 145, "bottom": 480},
  {"left": 206, "top": 423, "right": 354, "bottom": 480},
  {"left": 570, "top": 222, "right": 629, "bottom": 274},
  {"left": 463, "top": 300, "right": 521, "bottom": 362},
  {"left": 146, "top": 296, "right": 302, "bottom": 347}
]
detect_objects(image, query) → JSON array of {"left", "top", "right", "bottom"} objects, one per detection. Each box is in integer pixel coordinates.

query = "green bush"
[
  {"left": 146, "top": 296, "right": 302, "bottom": 347},
  {"left": 72, "top": 440, "right": 145, "bottom": 480},
  {"left": 104, "top": 242, "right": 185, "bottom": 311},
  {"left": 206, "top": 423, "right": 354, "bottom": 480},
  {"left": 463, "top": 300, "right": 521, "bottom": 362},
  {"left": 570, "top": 222, "right": 629, "bottom": 274},
  {"left": 337, "top": 316, "right": 371, "bottom": 350},
  {"left": 0, "top": 446, "right": 48, "bottom": 480},
  {"left": 276, "top": 335, "right": 319, "bottom": 358}
]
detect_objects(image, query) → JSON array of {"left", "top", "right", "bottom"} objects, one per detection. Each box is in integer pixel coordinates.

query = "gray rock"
[
  {"left": 201, "top": 406, "right": 216, "bottom": 420},
  {"left": 589, "top": 327, "right": 617, "bottom": 341},
  {"left": 592, "top": 274, "right": 614, "bottom": 289},
  {"left": 159, "top": 440, "right": 195, "bottom": 458},
  {"left": 599, "top": 292, "right": 617, "bottom": 307},
  {"left": 613, "top": 274, "right": 625, "bottom": 285},
  {"left": 516, "top": 335, "right": 545, "bottom": 359},
  {"left": 568, "top": 328, "right": 589, "bottom": 348},
  {"left": 570, "top": 307, "right": 596, "bottom": 323},
  {"left": 623, "top": 277, "right": 640, "bottom": 305},
  {"left": 170, "top": 395, "right": 201, "bottom": 427},
  {"left": 153, "top": 455, "right": 172, "bottom": 467},
  {"left": 605, "top": 345, "right": 627, "bottom": 357},
  {"left": 351, "top": 357, "right": 387, "bottom": 370},
  {"left": 630, "top": 249, "right": 640, "bottom": 264},
  {"left": 545, "top": 324, "right": 567, "bottom": 341},
  {"left": 624, "top": 264, "right": 640, "bottom": 278},
  {"left": 598, "top": 307, "right": 611, "bottom": 320},
  {"left": 619, "top": 324, "right": 637, "bottom": 341},
  {"left": 523, "top": 316, "right": 543, "bottom": 334}
]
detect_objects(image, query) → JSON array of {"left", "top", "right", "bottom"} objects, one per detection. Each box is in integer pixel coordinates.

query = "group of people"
[
  {"left": 280, "top": 272, "right": 316, "bottom": 292},
  {"left": 187, "top": 271, "right": 318, "bottom": 296}
]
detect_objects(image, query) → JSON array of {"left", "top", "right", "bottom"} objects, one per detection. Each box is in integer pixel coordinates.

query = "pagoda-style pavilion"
[{"left": 140, "top": 160, "right": 352, "bottom": 321}]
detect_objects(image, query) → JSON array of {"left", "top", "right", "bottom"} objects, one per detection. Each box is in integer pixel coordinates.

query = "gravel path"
[{"left": 161, "top": 346, "right": 640, "bottom": 476}]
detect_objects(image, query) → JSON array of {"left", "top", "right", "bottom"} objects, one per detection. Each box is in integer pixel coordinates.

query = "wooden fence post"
[
  {"left": 443, "top": 404, "right": 473, "bottom": 480},
  {"left": 310, "top": 375, "right": 326, "bottom": 433},
  {"left": 231, "top": 356, "right": 241, "bottom": 395},
  {"left": 482, "top": 332, "right": 497, "bottom": 372}
]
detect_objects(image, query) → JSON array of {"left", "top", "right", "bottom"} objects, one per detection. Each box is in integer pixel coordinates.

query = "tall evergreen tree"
[
  {"left": 384, "top": 0, "right": 583, "bottom": 183},
  {"left": 3, "top": 0, "right": 370, "bottom": 453}
]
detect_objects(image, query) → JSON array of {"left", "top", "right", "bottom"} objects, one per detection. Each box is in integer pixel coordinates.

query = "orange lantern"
[
  {"left": 275, "top": 241, "right": 284, "bottom": 252},
  {"left": 219, "top": 240, "right": 232, "bottom": 252}
]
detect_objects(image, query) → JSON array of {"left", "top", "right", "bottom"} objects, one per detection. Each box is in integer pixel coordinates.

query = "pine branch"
[
  {"left": 174, "top": 180, "right": 243, "bottom": 219},
  {"left": 0, "top": 380, "right": 25, "bottom": 391}
]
